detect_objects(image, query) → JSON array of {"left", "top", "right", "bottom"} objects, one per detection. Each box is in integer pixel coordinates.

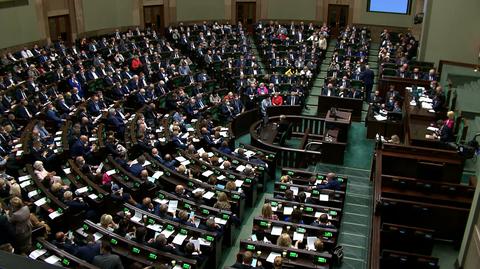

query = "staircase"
[{"left": 311, "top": 163, "right": 373, "bottom": 269}]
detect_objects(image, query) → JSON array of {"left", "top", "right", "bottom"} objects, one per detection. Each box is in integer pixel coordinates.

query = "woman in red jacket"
[
  {"left": 131, "top": 56, "right": 143, "bottom": 74},
  {"left": 271, "top": 92, "right": 283, "bottom": 106}
]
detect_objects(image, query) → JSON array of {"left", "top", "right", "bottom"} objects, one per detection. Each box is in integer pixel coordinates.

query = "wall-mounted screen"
[{"left": 367, "top": 0, "right": 411, "bottom": 15}]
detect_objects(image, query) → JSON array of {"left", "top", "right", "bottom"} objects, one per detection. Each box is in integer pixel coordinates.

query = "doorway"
[
  {"left": 48, "top": 15, "right": 71, "bottom": 45},
  {"left": 236, "top": 2, "right": 256, "bottom": 32},
  {"left": 327, "top": 4, "right": 349, "bottom": 36},
  {"left": 144, "top": 5, "right": 165, "bottom": 33}
]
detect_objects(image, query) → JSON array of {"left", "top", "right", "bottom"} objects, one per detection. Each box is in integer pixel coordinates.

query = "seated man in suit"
[
  {"left": 128, "top": 155, "right": 145, "bottom": 177},
  {"left": 45, "top": 103, "right": 65, "bottom": 127},
  {"left": 321, "top": 83, "right": 336, "bottom": 96},
  {"left": 70, "top": 135, "right": 96, "bottom": 158},
  {"left": 314, "top": 172, "right": 341, "bottom": 190},
  {"left": 106, "top": 108, "right": 125, "bottom": 138}
]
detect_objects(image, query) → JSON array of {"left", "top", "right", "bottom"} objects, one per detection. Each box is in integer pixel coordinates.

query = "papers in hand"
[
  {"left": 271, "top": 226, "right": 283, "bottom": 236},
  {"left": 168, "top": 200, "right": 178, "bottom": 212},
  {"left": 266, "top": 252, "right": 281, "bottom": 263},
  {"left": 307, "top": 236, "right": 317, "bottom": 251}
]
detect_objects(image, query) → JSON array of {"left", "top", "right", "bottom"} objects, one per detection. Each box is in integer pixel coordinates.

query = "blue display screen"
[{"left": 368, "top": 0, "right": 411, "bottom": 14}]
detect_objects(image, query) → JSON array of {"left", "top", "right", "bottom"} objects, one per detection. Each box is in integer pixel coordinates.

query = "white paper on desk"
[
  {"left": 181, "top": 133, "right": 189, "bottom": 139},
  {"left": 161, "top": 228, "right": 175, "bottom": 238},
  {"left": 271, "top": 206, "right": 278, "bottom": 212},
  {"left": 155, "top": 198, "right": 169, "bottom": 205},
  {"left": 29, "top": 249, "right": 47, "bottom": 260},
  {"left": 106, "top": 169, "right": 116, "bottom": 176},
  {"left": 251, "top": 234, "right": 258, "bottom": 241},
  {"left": 93, "top": 232, "right": 103, "bottom": 241},
  {"left": 20, "top": 180, "right": 32, "bottom": 188},
  {"left": 88, "top": 193, "right": 98, "bottom": 200},
  {"left": 44, "top": 255, "right": 61, "bottom": 265},
  {"left": 34, "top": 197, "right": 47, "bottom": 207},
  {"left": 214, "top": 217, "right": 227, "bottom": 225},
  {"left": 190, "top": 239, "right": 200, "bottom": 250},
  {"left": 53, "top": 149, "right": 60, "bottom": 154},
  {"left": 16, "top": 150, "right": 23, "bottom": 156},
  {"left": 181, "top": 160, "right": 191, "bottom": 166},
  {"left": 15, "top": 143, "right": 22, "bottom": 148},
  {"left": 152, "top": 171, "right": 164, "bottom": 179},
  {"left": 236, "top": 165, "right": 246, "bottom": 172},
  {"left": 199, "top": 237, "right": 211, "bottom": 246},
  {"left": 147, "top": 223, "right": 163, "bottom": 232},
  {"left": 48, "top": 211, "right": 62, "bottom": 220},
  {"left": 293, "top": 231, "right": 304, "bottom": 241},
  {"left": 197, "top": 148, "right": 206, "bottom": 155},
  {"left": 245, "top": 150, "right": 256, "bottom": 158},
  {"left": 131, "top": 211, "right": 142, "bottom": 222},
  {"left": 208, "top": 152, "right": 214, "bottom": 158},
  {"left": 159, "top": 137, "right": 167, "bottom": 143},
  {"left": 221, "top": 127, "right": 229, "bottom": 131},
  {"left": 422, "top": 103, "right": 433, "bottom": 110},
  {"left": 89, "top": 137, "right": 98, "bottom": 142},
  {"left": 307, "top": 236, "right": 317, "bottom": 250},
  {"left": 27, "top": 190, "right": 39, "bottom": 198},
  {"left": 374, "top": 115, "right": 387, "bottom": 121},
  {"left": 55, "top": 142, "right": 62, "bottom": 147},
  {"left": 202, "top": 170, "right": 214, "bottom": 177},
  {"left": 193, "top": 188, "right": 205, "bottom": 194},
  {"left": 283, "top": 206, "right": 293, "bottom": 215},
  {"left": 271, "top": 226, "right": 283, "bottom": 236},
  {"left": 172, "top": 233, "right": 187, "bottom": 245},
  {"left": 75, "top": 186, "right": 89, "bottom": 195},
  {"left": 214, "top": 138, "right": 222, "bottom": 144},
  {"left": 194, "top": 218, "right": 201, "bottom": 227},
  {"left": 266, "top": 252, "right": 281, "bottom": 263},
  {"left": 319, "top": 194, "right": 329, "bottom": 201},
  {"left": 76, "top": 227, "right": 88, "bottom": 237},
  {"left": 203, "top": 191, "right": 215, "bottom": 199},
  {"left": 235, "top": 180, "right": 244, "bottom": 187},
  {"left": 147, "top": 176, "right": 156, "bottom": 183},
  {"left": 314, "top": 212, "right": 322, "bottom": 218},
  {"left": 187, "top": 127, "right": 195, "bottom": 132},
  {"left": 290, "top": 186, "right": 299, "bottom": 196},
  {"left": 54, "top": 137, "right": 62, "bottom": 142},
  {"left": 192, "top": 138, "right": 200, "bottom": 143},
  {"left": 96, "top": 162, "right": 104, "bottom": 173},
  {"left": 217, "top": 175, "right": 226, "bottom": 180},
  {"left": 63, "top": 168, "right": 71, "bottom": 174},
  {"left": 305, "top": 192, "right": 311, "bottom": 198},
  {"left": 168, "top": 200, "right": 178, "bottom": 212},
  {"left": 191, "top": 119, "right": 198, "bottom": 123},
  {"left": 427, "top": 126, "right": 439, "bottom": 132},
  {"left": 176, "top": 156, "right": 187, "bottom": 162},
  {"left": 55, "top": 131, "right": 62, "bottom": 135},
  {"left": 18, "top": 175, "right": 31, "bottom": 182},
  {"left": 428, "top": 109, "right": 435, "bottom": 113},
  {"left": 220, "top": 131, "right": 228, "bottom": 137}
]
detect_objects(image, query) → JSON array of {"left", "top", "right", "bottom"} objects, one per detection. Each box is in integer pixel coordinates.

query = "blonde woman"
[
  {"left": 261, "top": 203, "right": 279, "bottom": 220},
  {"left": 277, "top": 233, "right": 300, "bottom": 249},
  {"left": 100, "top": 214, "right": 118, "bottom": 231},
  {"left": 213, "top": 192, "right": 231, "bottom": 210}
]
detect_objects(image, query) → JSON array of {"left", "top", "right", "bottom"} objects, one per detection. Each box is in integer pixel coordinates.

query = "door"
[
  {"left": 48, "top": 15, "right": 71, "bottom": 45},
  {"left": 144, "top": 5, "right": 165, "bottom": 33},
  {"left": 327, "top": 4, "right": 349, "bottom": 36},
  {"left": 236, "top": 2, "right": 256, "bottom": 32}
]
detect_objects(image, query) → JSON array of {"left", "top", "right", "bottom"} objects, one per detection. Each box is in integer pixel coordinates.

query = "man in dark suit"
[
  {"left": 76, "top": 234, "right": 100, "bottom": 263},
  {"left": 315, "top": 172, "right": 341, "bottom": 190},
  {"left": 70, "top": 135, "right": 94, "bottom": 158},
  {"left": 128, "top": 155, "right": 145, "bottom": 177},
  {"left": 92, "top": 240, "right": 123, "bottom": 269},
  {"left": 106, "top": 108, "right": 125, "bottom": 137},
  {"left": 360, "top": 65, "right": 374, "bottom": 102}
]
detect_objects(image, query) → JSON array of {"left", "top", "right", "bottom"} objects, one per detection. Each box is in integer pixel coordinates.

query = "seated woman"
[
  {"left": 261, "top": 203, "right": 279, "bottom": 220},
  {"left": 284, "top": 207, "right": 304, "bottom": 224},
  {"left": 100, "top": 214, "right": 119, "bottom": 231},
  {"left": 33, "top": 160, "right": 62, "bottom": 186},
  {"left": 213, "top": 192, "right": 231, "bottom": 210},
  {"left": 277, "top": 233, "right": 299, "bottom": 248}
]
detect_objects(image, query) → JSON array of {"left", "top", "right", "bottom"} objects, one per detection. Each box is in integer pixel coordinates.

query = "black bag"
[{"left": 330, "top": 245, "right": 344, "bottom": 265}]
